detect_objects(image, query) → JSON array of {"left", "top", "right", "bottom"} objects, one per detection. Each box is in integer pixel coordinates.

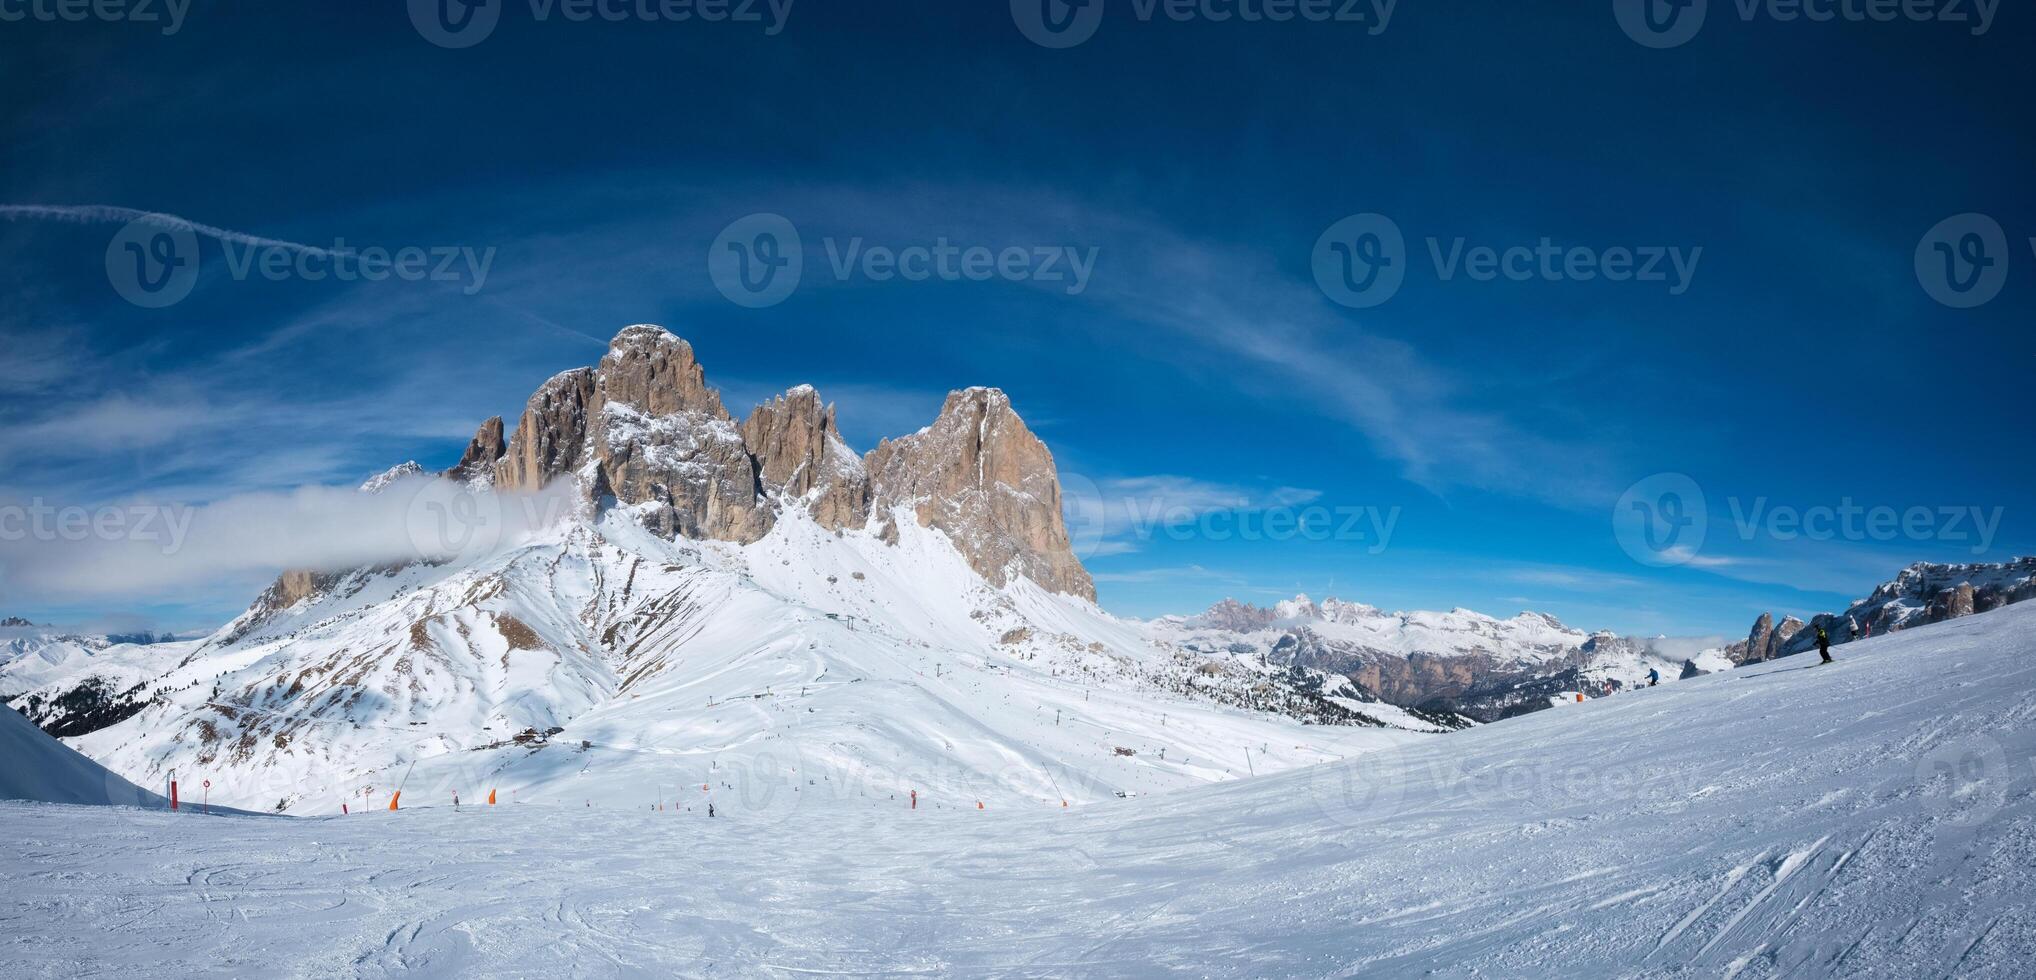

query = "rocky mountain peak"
[
  {"left": 446, "top": 416, "right": 506, "bottom": 486},
  {"left": 741, "top": 386, "right": 870, "bottom": 531},
  {"left": 400, "top": 326, "right": 1098, "bottom": 599},
  {"left": 359, "top": 461, "right": 424, "bottom": 494},
  {"left": 496, "top": 367, "right": 598, "bottom": 493},
  {"left": 598, "top": 324, "right": 729, "bottom": 420},
  {"left": 1198, "top": 598, "right": 1280, "bottom": 632},
  {"left": 865, "top": 386, "right": 1096, "bottom": 601}
]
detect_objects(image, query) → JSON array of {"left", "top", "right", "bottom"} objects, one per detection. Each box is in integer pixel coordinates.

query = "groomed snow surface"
[{"left": 6, "top": 601, "right": 2034, "bottom": 977}]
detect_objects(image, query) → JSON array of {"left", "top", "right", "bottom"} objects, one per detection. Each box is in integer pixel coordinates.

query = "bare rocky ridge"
[
  {"left": 864, "top": 388, "right": 1097, "bottom": 601},
  {"left": 474, "top": 325, "right": 1091, "bottom": 597},
  {"left": 497, "top": 368, "right": 598, "bottom": 493},
  {"left": 1727, "top": 612, "right": 1805, "bottom": 665},
  {"left": 740, "top": 386, "right": 871, "bottom": 531},
  {"left": 445, "top": 416, "right": 506, "bottom": 486},
  {"left": 1732, "top": 557, "right": 2036, "bottom": 662}
]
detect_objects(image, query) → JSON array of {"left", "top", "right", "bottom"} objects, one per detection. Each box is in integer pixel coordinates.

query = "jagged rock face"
[
  {"left": 741, "top": 386, "right": 871, "bottom": 531},
  {"left": 597, "top": 326, "right": 730, "bottom": 419},
  {"left": 449, "top": 326, "right": 1094, "bottom": 595},
  {"left": 1771, "top": 617, "right": 1805, "bottom": 656},
  {"left": 1737, "top": 557, "right": 2035, "bottom": 660},
  {"left": 1736, "top": 613, "right": 1775, "bottom": 665},
  {"left": 865, "top": 388, "right": 1097, "bottom": 601},
  {"left": 446, "top": 416, "right": 506, "bottom": 486},
  {"left": 1930, "top": 583, "right": 1977, "bottom": 621},
  {"left": 1727, "top": 612, "right": 1804, "bottom": 664},
  {"left": 595, "top": 398, "right": 772, "bottom": 542},
  {"left": 592, "top": 327, "right": 771, "bottom": 542},
  {"left": 497, "top": 368, "right": 598, "bottom": 493},
  {"left": 1198, "top": 598, "right": 1279, "bottom": 633}
]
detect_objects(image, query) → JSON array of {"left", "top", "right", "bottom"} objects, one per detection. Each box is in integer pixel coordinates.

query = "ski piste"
[{"left": 5, "top": 588, "right": 2032, "bottom": 974}]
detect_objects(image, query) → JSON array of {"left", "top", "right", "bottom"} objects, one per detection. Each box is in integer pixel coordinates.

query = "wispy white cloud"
[
  {"left": 1062, "top": 473, "right": 1323, "bottom": 560},
  {"left": 0, "top": 476, "right": 582, "bottom": 604}
]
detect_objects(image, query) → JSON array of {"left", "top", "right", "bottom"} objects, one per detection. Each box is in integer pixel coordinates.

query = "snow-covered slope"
[
  {"left": 0, "top": 705, "right": 167, "bottom": 807},
  {"left": 2, "top": 627, "right": 192, "bottom": 737},
  {"left": 6, "top": 590, "right": 2032, "bottom": 975},
  {"left": 64, "top": 505, "right": 1426, "bottom": 816}
]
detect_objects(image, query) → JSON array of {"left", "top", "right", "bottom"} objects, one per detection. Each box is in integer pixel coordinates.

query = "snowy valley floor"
[{"left": 6, "top": 602, "right": 2036, "bottom": 978}]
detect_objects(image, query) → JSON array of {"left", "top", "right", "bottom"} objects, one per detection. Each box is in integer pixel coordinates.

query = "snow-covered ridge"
[
  {"left": 1155, "top": 593, "right": 1712, "bottom": 721},
  {"left": 1728, "top": 556, "right": 2036, "bottom": 663}
]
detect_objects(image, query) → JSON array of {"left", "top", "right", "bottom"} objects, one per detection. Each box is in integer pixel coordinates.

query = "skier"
[
  {"left": 708, "top": 802, "right": 716, "bottom": 818},
  {"left": 1647, "top": 668, "right": 1660, "bottom": 687},
  {"left": 1816, "top": 625, "right": 1832, "bottom": 664}
]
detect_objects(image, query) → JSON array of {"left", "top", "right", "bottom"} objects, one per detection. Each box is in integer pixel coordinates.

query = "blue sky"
[{"left": 1, "top": 1, "right": 2031, "bottom": 638}]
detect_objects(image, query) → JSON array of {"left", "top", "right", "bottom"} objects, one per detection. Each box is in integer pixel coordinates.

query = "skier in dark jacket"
[
  {"left": 1816, "top": 626, "right": 1832, "bottom": 664},
  {"left": 1647, "top": 668, "right": 1660, "bottom": 687}
]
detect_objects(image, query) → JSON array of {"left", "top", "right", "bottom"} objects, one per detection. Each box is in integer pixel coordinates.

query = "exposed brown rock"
[
  {"left": 1929, "top": 582, "right": 1976, "bottom": 622},
  {"left": 496, "top": 368, "right": 597, "bottom": 493},
  {"left": 597, "top": 325, "right": 729, "bottom": 419},
  {"left": 865, "top": 388, "right": 1096, "bottom": 601},
  {"left": 741, "top": 385, "right": 871, "bottom": 531},
  {"left": 410, "top": 326, "right": 1098, "bottom": 595},
  {"left": 446, "top": 416, "right": 506, "bottom": 486}
]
